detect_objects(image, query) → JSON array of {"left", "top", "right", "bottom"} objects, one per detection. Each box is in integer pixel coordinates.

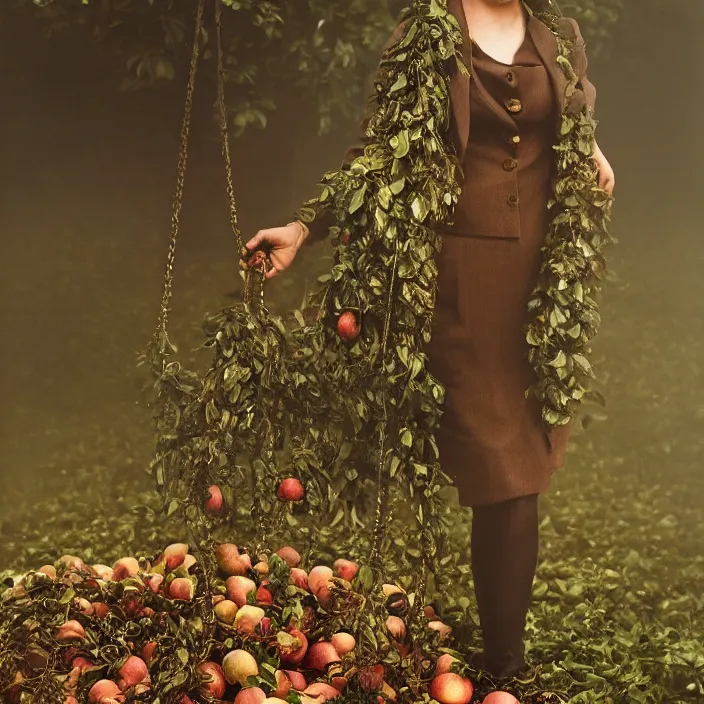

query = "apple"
[
  {"left": 277, "top": 478, "right": 304, "bottom": 501},
  {"left": 216, "top": 544, "right": 252, "bottom": 576},
  {"left": 235, "top": 688, "right": 267, "bottom": 704},
  {"left": 88, "top": 680, "right": 124, "bottom": 703},
  {"left": 290, "top": 568, "right": 309, "bottom": 590},
  {"left": 333, "top": 559, "right": 358, "bottom": 581},
  {"left": 304, "top": 682, "right": 341, "bottom": 700},
  {"left": 169, "top": 577, "right": 195, "bottom": 600},
  {"left": 337, "top": 311, "right": 361, "bottom": 341},
  {"left": 112, "top": 557, "right": 139, "bottom": 581},
  {"left": 38, "top": 565, "right": 57, "bottom": 579},
  {"left": 429, "top": 673, "right": 474, "bottom": 704},
  {"left": 275, "top": 546, "right": 301, "bottom": 567},
  {"left": 358, "top": 665, "right": 384, "bottom": 691},
  {"left": 428, "top": 620, "right": 452, "bottom": 639},
  {"left": 435, "top": 654, "right": 460, "bottom": 676},
  {"left": 304, "top": 642, "right": 340, "bottom": 672},
  {"left": 57, "top": 620, "right": 85, "bottom": 642},
  {"left": 331, "top": 632, "right": 355, "bottom": 656},
  {"left": 234, "top": 605, "right": 266, "bottom": 634},
  {"left": 91, "top": 602, "right": 110, "bottom": 619},
  {"left": 214, "top": 599, "right": 238, "bottom": 624},
  {"left": 163, "top": 543, "right": 189, "bottom": 571},
  {"left": 482, "top": 693, "right": 521, "bottom": 704},
  {"left": 226, "top": 575, "right": 257, "bottom": 607},
  {"left": 284, "top": 669, "right": 307, "bottom": 690},
  {"left": 308, "top": 566, "right": 334, "bottom": 603},
  {"left": 205, "top": 485, "right": 224, "bottom": 514},
  {"left": 386, "top": 616, "right": 406, "bottom": 641},
  {"left": 118, "top": 656, "right": 150, "bottom": 689},
  {"left": 278, "top": 628, "right": 308, "bottom": 666},
  {"left": 197, "top": 661, "right": 226, "bottom": 699},
  {"left": 271, "top": 670, "right": 291, "bottom": 699},
  {"left": 223, "top": 649, "right": 259, "bottom": 686}
]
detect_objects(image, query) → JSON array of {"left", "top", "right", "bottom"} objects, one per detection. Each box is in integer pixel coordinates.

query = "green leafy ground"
[{"left": 1, "top": 235, "right": 702, "bottom": 703}]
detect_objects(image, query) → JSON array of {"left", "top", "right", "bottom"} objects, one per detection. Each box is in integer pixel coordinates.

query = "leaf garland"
[{"left": 524, "top": 7, "right": 616, "bottom": 428}]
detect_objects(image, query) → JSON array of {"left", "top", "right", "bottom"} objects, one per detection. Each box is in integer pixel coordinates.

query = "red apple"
[
  {"left": 57, "top": 620, "right": 85, "bottom": 642},
  {"left": 197, "top": 661, "right": 226, "bottom": 699},
  {"left": 216, "top": 544, "right": 252, "bottom": 576},
  {"left": 256, "top": 582, "right": 273, "bottom": 605},
  {"left": 428, "top": 620, "right": 452, "bottom": 639},
  {"left": 278, "top": 628, "right": 309, "bottom": 666},
  {"left": 308, "top": 565, "right": 334, "bottom": 603},
  {"left": 118, "top": 656, "right": 150, "bottom": 690},
  {"left": 482, "top": 693, "right": 521, "bottom": 704},
  {"left": 58, "top": 555, "right": 86, "bottom": 572},
  {"left": 290, "top": 568, "right": 309, "bottom": 590},
  {"left": 284, "top": 669, "right": 307, "bottom": 690},
  {"left": 163, "top": 543, "right": 189, "bottom": 571},
  {"left": 304, "top": 642, "right": 340, "bottom": 672},
  {"left": 234, "top": 605, "right": 266, "bottom": 634},
  {"left": 275, "top": 546, "right": 301, "bottom": 567},
  {"left": 272, "top": 670, "right": 291, "bottom": 699},
  {"left": 146, "top": 574, "right": 164, "bottom": 593},
  {"left": 91, "top": 602, "right": 110, "bottom": 619},
  {"left": 226, "top": 575, "right": 257, "bottom": 607},
  {"left": 331, "top": 632, "right": 356, "bottom": 656},
  {"left": 304, "top": 682, "right": 341, "bottom": 700},
  {"left": 38, "top": 565, "right": 57, "bottom": 579},
  {"left": 429, "top": 673, "right": 474, "bottom": 704},
  {"left": 435, "top": 654, "right": 459, "bottom": 676},
  {"left": 277, "top": 478, "right": 304, "bottom": 501},
  {"left": 235, "top": 687, "right": 267, "bottom": 704},
  {"left": 71, "top": 656, "right": 94, "bottom": 673},
  {"left": 337, "top": 311, "right": 360, "bottom": 341},
  {"left": 112, "top": 557, "right": 139, "bottom": 582},
  {"left": 169, "top": 577, "right": 195, "bottom": 600},
  {"left": 333, "top": 559, "right": 358, "bottom": 581},
  {"left": 88, "top": 679, "right": 124, "bottom": 703},
  {"left": 141, "top": 642, "right": 158, "bottom": 665},
  {"left": 205, "top": 485, "right": 224, "bottom": 514}
]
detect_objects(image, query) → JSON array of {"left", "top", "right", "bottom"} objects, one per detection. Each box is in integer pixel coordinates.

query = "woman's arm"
[
  {"left": 562, "top": 17, "right": 614, "bottom": 194},
  {"left": 245, "top": 21, "right": 409, "bottom": 276},
  {"left": 295, "top": 21, "right": 410, "bottom": 245}
]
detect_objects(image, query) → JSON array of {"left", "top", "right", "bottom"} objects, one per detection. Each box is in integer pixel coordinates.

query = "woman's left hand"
[{"left": 593, "top": 142, "right": 615, "bottom": 195}]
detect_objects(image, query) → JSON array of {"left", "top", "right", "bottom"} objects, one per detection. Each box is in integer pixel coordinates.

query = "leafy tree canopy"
[{"left": 10, "top": 0, "right": 625, "bottom": 135}]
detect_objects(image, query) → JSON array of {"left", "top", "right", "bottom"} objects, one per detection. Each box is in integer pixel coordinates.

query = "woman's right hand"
[{"left": 244, "top": 221, "right": 309, "bottom": 279}]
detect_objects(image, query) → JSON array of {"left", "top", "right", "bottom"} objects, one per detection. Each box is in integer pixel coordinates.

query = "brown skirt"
[{"left": 426, "top": 228, "right": 572, "bottom": 508}]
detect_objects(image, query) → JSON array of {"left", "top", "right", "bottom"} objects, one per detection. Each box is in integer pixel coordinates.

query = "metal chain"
[
  {"left": 153, "top": 0, "right": 206, "bottom": 351},
  {"left": 215, "top": 0, "right": 243, "bottom": 256}
]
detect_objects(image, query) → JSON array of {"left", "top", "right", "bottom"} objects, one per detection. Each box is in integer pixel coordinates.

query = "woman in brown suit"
[{"left": 246, "top": 0, "right": 615, "bottom": 679}]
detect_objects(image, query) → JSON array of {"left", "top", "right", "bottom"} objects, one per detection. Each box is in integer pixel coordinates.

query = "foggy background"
[{"left": 1, "top": 3, "right": 703, "bottom": 533}]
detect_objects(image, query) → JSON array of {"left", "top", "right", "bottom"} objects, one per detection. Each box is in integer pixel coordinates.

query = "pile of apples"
[{"left": 3, "top": 497, "right": 521, "bottom": 703}]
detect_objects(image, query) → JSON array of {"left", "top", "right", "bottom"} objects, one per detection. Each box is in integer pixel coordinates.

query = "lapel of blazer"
[
  {"left": 526, "top": 13, "right": 569, "bottom": 114},
  {"left": 443, "top": 0, "right": 568, "bottom": 158},
  {"left": 446, "top": 0, "right": 471, "bottom": 158}
]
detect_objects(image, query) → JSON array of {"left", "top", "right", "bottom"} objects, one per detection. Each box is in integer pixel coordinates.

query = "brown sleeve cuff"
[{"left": 293, "top": 202, "right": 337, "bottom": 246}]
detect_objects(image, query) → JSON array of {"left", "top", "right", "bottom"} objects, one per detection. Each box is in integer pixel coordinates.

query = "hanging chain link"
[
  {"left": 215, "top": 0, "right": 243, "bottom": 256},
  {"left": 152, "top": 0, "right": 206, "bottom": 352}
]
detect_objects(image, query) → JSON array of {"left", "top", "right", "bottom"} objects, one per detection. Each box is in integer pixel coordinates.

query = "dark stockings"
[{"left": 470, "top": 493, "right": 539, "bottom": 677}]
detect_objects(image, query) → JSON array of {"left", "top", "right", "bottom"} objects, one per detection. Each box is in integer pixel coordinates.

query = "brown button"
[
  {"left": 505, "top": 98, "right": 522, "bottom": 114},
  {"left": 503, "top": 158, "right": 518, "bottom": 171},
  {"left": 507, "top": 195, "right": 519, "bottom": 206},
  {"left": 506, "top": 71, "right": 516, "bottom": 84}
]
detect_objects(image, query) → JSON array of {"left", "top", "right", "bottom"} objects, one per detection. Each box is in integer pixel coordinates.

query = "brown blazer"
[{"left": 301, "top": 0, "right": 596, "bottom": 243}]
